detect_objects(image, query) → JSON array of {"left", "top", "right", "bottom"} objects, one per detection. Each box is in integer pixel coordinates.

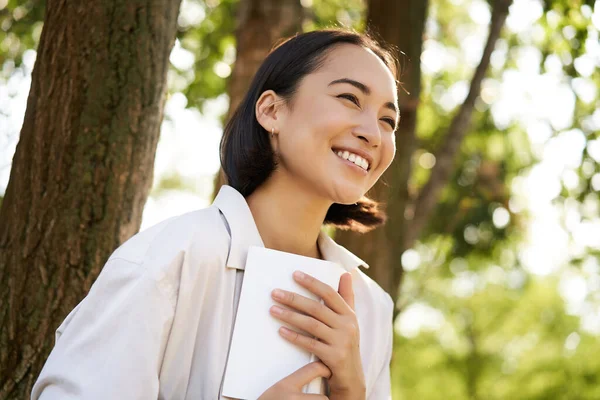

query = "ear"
[{"left": 255, "top": 90, "right": 285, "bottom": 134}]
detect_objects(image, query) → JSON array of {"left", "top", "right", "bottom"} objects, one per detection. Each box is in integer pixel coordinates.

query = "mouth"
[{"left": 331, "top": 148, "right": 371, "bottom": 174}]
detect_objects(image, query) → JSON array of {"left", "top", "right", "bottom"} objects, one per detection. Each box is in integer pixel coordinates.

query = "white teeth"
[
  {"left": 359, "top": 157, "right": 368, "bottom": 170},
  {"left": 333, "top": 149, "right": 370, "bottom": 171}
]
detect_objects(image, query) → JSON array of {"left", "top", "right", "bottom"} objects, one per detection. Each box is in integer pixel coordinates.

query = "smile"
[{"left": 333, "top": 149, "right": 370, "bottom": 173}]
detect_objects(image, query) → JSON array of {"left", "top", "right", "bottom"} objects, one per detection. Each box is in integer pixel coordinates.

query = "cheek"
[
  {"left": 302, "top": 95, "right": 351, "bottom": 127},
  {"left": 376, "top": 135, "right": 396, "bottom": 175},
  {"left": 311, "top": 106, "right": 349, "bottom": 138},
  {"left": 287, "top": 106, "right": 349, "bottom": 150},
  {"left": 383, "top": 134, "right": 396, "bottom": 168}
]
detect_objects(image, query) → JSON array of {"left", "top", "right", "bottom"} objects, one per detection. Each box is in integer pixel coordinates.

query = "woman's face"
[{"left": 263, "top": 44, "right": 398, "bottom": 204}]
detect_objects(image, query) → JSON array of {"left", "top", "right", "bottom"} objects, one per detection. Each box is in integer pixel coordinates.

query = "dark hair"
[{"left": 219, "top": 28, "right": 399, "bottom": 233}]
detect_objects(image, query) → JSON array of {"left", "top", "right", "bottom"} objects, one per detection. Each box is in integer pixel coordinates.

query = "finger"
[
  {"left": 271, "top": 288, "right": 338, "bottom": 328},
  {"left": 270, "top": 305, "right": 335, "bottom": 344},
  {"left": 337, "top": 272, "right": 355, "bottom": 310},
  {"left": 292, "top": 271, "right": 349, "bottom": 315},
  {"left": 279, "top": 326, "right": 328, "bottom": 359},
  {"left": 283, "top": 361, "right": 332, "bottom": 390}
]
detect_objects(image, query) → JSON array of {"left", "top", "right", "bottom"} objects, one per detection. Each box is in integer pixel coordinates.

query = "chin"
[{"left": 329, "top": 184, "right": 365, "bottom": 205}]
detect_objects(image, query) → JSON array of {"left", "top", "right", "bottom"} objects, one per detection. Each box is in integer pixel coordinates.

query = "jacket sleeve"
[
  {"left": 31, "top": 256, "right": 176, "bottom": 400},
  {"left": 367, "top": 294, "right": 394, "bottom": 400}
]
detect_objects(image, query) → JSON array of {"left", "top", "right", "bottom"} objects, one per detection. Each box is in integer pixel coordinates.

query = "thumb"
[
  {"left": 338, "top": 272, "right": 355, "bottom": 310},
  {"left": 285, "top": 361, "right": 332, "bottom": 390}
]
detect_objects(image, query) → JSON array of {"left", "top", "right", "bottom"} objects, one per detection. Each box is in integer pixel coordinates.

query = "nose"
[{"left": 352, "top": 113, "right": 381, "bottom": 147}]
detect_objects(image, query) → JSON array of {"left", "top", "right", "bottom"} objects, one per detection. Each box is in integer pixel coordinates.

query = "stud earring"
[{"left": 271, "top": 127, "right": 275, "bottom": 138}]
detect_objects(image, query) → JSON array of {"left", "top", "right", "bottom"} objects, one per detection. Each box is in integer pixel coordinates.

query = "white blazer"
[{"left": 31, "top": 185, "right": 394, "bottom": 399}]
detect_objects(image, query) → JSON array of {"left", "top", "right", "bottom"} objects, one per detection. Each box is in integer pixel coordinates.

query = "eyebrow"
[{"left": 328, "top": 78, "right": 399, "bottom": 115}]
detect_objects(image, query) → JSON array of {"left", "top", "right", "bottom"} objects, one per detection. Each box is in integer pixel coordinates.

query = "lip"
[{"left": 331, "top": 146, "right": 374, "bottom": 171}]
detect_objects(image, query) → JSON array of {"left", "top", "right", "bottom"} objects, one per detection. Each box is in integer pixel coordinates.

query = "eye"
[
  {"left": 337, "top": 93, "right": 360, "bottom": 107},
  {"left": 338, "top": 93, "right": 396, "bottom": 130},
  {"left": 381, "top": 117, "right": 396, "bottom": 130}
]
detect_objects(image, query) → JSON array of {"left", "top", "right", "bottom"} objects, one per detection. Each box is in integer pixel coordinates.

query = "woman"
[{"left": 32, "top": 28, "right": 399, "bottom": 399}]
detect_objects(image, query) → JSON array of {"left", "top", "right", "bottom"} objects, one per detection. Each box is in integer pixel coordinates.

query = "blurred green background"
[{"left": 1, "top": 0, "right": 599, "bottom": 398}]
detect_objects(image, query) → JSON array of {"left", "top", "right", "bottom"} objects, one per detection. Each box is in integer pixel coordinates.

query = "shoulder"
[
  {"left": 94, "top": 205, "right": 230, "bottom": 307},
  {"left": 107, "top": 204, "right": 230, "bottom": 271}
]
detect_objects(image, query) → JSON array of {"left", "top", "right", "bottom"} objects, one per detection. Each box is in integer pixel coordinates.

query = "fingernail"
[
  {"left": 270, "top": 305, "right": 283, "bottom": 315},
  {"left": 272, "top": 289, "right": 284, "bottom": 299},
  {"left": 280, "top": 326, "right": 291, "bottom": 335},
  {"left": 293, "top": 271, "right": 305, "bottom": 280}
]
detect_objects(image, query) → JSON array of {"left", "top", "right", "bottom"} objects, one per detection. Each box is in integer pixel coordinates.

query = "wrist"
[{"left": 329, "top": 384, "right": 366, "bottom": 400}]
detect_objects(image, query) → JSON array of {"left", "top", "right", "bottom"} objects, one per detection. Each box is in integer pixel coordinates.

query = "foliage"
[
  {"left": 391, "top": 0, "right": 600, "bottom": 398},
  {"left": 413, "top": 0, "right": 522, "bottom": 258},
  {"left": 393, "top": 272, "right": 600, "bottom": 399},
  {"left": 0, "top": 0, "right": 44, "bottom": 69},
  {"left": 172, "top": 0, "right": 237, "bottom": 115},
  {"left": 303, "top": 0, "right": 366, "bottom": 31}
]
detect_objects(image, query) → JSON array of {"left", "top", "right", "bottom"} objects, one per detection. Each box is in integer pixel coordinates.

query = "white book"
[{"left": 222, "top": 246, "right": 346, "bottom": 399}]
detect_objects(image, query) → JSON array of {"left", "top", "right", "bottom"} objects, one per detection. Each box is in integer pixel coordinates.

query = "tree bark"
[
  {"left": 335, "top": 0, "right": 428, "bottom": 309},
  {"left": 0, "top": 0, "right": 181, "bottom": 397},
  {"left": 212, "top": 0, "right": 304, "bottom": 198}
]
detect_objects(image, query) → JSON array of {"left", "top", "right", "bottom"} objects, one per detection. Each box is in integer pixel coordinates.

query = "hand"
[
  {"left": 270, "top": 271, "right": 366, "bottom": 400},
  {"left": 258, "top": 361, "right": 332, "bottom": 399}
]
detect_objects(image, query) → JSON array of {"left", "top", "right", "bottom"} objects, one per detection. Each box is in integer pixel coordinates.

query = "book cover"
[{"left": 221, "top": 246, "right": 345, "bottom": 399}]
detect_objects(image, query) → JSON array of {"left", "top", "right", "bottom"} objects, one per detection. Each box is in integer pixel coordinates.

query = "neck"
[{"left": 246, "top": 173, "right": 331, "bottom": 260}]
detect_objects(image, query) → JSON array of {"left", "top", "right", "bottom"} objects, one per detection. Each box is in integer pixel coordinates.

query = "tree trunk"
[
  {"left": 336, "top": 0, "right": 511, "bottom": 319},
  {"left": 335, "top": 0, "right": 428, "bottom": 308},
  {"left": 0, "top": 0, "right": 181, "bottom": 397},
  {"left": 212, "top": 0, "right": 304, "bottom": 198}
]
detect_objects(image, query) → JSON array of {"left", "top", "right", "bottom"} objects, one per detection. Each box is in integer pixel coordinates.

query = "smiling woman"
[
  {"left": 31, "top": 28, "right": 399, "bottom": 400},
  {"left": 222, "top": 30, "right": 400, "bottom": 234}
]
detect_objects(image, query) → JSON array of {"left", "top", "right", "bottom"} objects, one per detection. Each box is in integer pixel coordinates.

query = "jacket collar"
[{"left": 212, "top": 185, "right": 369, "bottom": 272}]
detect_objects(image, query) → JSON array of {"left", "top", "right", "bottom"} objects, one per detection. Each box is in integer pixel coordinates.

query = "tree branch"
[{"left": 404, "top": 0, "right": 512, "bottom": 249}]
